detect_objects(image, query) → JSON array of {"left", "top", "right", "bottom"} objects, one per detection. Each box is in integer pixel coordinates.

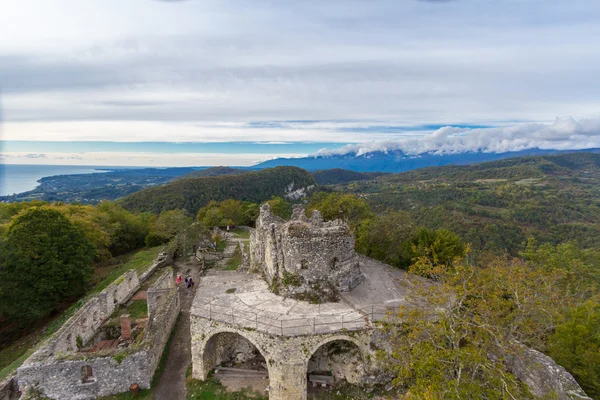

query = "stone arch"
[
  {"left": 197, "top": 328, "right": 272, "bottom": 381},
  {"left": 305, "top": 335, "right": 366, "bottom": 388}
]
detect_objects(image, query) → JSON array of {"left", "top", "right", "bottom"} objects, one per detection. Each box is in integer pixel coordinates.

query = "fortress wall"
[
  {"left": 145, "top": 282, "right": 180, "bottom": 380},
  {"left": 147, "top": 269, "right": 175, "bottom": 322},
  {"left": 17, "top": 351, "right": 152, "bottom": 399},
  {"left": 139, "top": 252, "right": 170, "bottom": 283},
  {"left": 98, "top": 270, "right": 140, "bottom": 317},
  {"left": 16, "top": 253, "right": 176, "bottom": 399}
]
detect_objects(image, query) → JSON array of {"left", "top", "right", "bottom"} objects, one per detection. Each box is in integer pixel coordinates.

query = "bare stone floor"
[{"left": 191, "top": 256, "right": 413, "bottom": 337}]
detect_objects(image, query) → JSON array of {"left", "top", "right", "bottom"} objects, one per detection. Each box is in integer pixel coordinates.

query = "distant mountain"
[
  {"left": 119, "top": 166, "right": 316, "bottom": 215},
  {"left": 333, "top": 152, "right": 600, "bottom": 254},
  {"left": 311, "top": 169, "right": 387, "bottom": 185},
  {"left": 254, "top": 148, "right": 600, "bottom": 173}
]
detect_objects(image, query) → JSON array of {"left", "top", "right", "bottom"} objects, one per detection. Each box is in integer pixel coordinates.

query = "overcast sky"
[{"left": 1, "top": 0, "right": 600, "bottom": 165}]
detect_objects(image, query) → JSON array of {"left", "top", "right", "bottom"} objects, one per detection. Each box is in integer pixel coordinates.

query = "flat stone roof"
[{"left": 191, "top": 256, "right": 416, "bottom": 336}]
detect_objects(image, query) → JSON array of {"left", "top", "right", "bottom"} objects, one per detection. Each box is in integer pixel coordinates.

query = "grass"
[
  {"left": 113, "top": 300, "right": 148, "bottom": 321},
  {"left": 307, "top": 382, "right": 378, "bottom": 400},
  {"left": 216, "top": 240, "right": 228, "bottom": 252},
  {"left": 224, "top": 246, "right": 242, "bottom": 270},
  {"left": 94, "top": 246, "right": 164, "bottom": 293},
  {"left": 231, "top": 228, "right": 250, "bottom": 239},
  {"left": 0, "top": 246, "right": 163, "bottom": 381},
  {"left": 98, "top": 389, "right": 153, "bottom": 400},
  {"left": 186, "top": 376, "right": 267, "bottom": 400}
]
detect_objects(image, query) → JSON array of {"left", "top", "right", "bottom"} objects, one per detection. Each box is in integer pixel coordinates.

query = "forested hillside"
[
  {"left": 311, "top": 168, "right": 386, "bottom": 185},
  {"left": 175, "top": 166, "right": 249, "bottom": 180},
  {"left": 330, "top": 152, "right": 600, "bottom": 255},
  {"left": 119, "top": 166, "right": 316, "bottom": 214}
]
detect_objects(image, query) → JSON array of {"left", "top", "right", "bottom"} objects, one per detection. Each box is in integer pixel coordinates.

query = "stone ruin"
[
  {"left": 190, "top": 203, "right": 592, "bottom": 400},
  {"left": 11, "top": 253, "right": 180, "bottom": 400},
  {"left": 250, "top": 204, "right": 363, "bottom": 301}
]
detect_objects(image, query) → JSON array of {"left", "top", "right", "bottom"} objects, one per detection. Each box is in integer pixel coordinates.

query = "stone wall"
[
  {"left": 147, "top": 269, "right": 175, "bottom": 323},
  {"left": 145, "top": 273, "right": 180, "bottom": 375},
  {"left": 191, "top": 316, "right": 372, "bottom": 400},
  {"left": 16, "top": 254, "right": 179, "bottom": 399},
  {"left": 0, "top": 375, "right": 19, "bottom": 400},
  {"left": 18, "top": 351, "right": 152, "bottom": 400},
  {"left": 250, "top": 204, "right": 363, "bottom": 301},
  {"left": 139, "top": 252, "right": 171, "bottom": 283},
  {"left": 28, "top": 269, "right": 140, "bottom": 360},
  {"left": 98, "top": 270, "right": 141, "bottom": 318}
]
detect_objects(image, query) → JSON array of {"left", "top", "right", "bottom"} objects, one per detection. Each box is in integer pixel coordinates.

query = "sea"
[{"left": 0, "top": 164, "right": 112, "bottom": 197}]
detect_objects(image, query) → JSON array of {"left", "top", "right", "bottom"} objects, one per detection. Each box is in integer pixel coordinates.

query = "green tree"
[
  {"left": 145, "top": 209, "right": 192, "bottom": 246},
  {"left": 356, "top": 211, "right": 415, "bottom": 269},
  {"left": 307, "top": 192, "right": 373, "bottom": 233},
  {"left": 382, "top": 257, "right": 568, "bottom": 399},
  {"left": 547, "top": 301, "right": 600, "bottom": 397},
  {"left": 0, "top": 208, "right": 95, "bottom": 326},
  {"left": 95, "top": 201, "right": 148, "bottom": 255},
  {"left": 409, "top": 228, "right": 467, "bottom": 278},
  {"left": 266, "top": 196, "right": 293, "bottom": 220}
]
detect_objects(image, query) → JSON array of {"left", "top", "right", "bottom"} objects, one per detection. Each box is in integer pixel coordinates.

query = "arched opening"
[
  {"left": 81, "top": 365, "right": 94, "bottom": 383},
  {"left": 307, "top": 339, "right": 363, "bottom": 398},
  {"left": 202, "top": 331, "right": 269, "bottom": 395}
]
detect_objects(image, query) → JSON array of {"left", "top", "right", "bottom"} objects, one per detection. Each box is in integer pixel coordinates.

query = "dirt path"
[{"left": 153, "top": 258, "right": 201, "bottom": 400}]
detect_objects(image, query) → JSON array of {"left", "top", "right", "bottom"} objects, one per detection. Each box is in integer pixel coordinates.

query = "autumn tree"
[{"left": 380, "top": 257, "right": 569, "bottom": 399}]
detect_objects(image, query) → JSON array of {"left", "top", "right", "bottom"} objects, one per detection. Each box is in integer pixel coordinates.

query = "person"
[
  {"left": 176, "top": 274, "right": 182, "bottom": 286},
  {"left": 186, "top": 276, "right": 192, "bottom": 294}
]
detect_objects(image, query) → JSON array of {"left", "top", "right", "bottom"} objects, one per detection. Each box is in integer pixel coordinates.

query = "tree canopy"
[{"left": 0, "top": 208, "right": 95, "bottom": 326}]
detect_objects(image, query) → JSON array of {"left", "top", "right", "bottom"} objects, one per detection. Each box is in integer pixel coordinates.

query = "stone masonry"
[
  {"left": 250, "top": 204, "right": 363, "bottom": 300},
  {"left": 191, "top": 317, "right": 371, "bottom": 400},
  {"left": 193, "top": 206, "right": 591, "bottom": 400},
  {"left": 15, "top": 256, "right": 179, "bottom": 400}
]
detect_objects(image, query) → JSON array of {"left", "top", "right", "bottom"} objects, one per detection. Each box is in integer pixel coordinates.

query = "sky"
[{"left": 1, "top": 0, "right": 600, "bottom": 166}]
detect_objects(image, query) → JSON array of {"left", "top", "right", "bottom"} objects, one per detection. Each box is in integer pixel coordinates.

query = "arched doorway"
[
  {"left": 201, "top": 331, "right": 270, "bottom": 395},
  {"left": 306, "top": 339, "right": 364, "bottom": 397}
]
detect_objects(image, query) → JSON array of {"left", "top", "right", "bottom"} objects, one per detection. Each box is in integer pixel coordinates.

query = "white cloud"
[
  {"left": 317, "top": 117, "right": 600, "bottom": 156},
  {"left": 0, "top": 0, "right": 599, "bottom": 139}
]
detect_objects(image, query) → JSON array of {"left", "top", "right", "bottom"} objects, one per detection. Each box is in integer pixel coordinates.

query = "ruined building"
[
  {"left": 11, "top": 254, "right": 179, "bottom": 400},
  {"left": 250, "top": 204, "right": 363, "bottom": 301},
  {"left": 191, "top": 205, "right": 591, "bottom": 400}
]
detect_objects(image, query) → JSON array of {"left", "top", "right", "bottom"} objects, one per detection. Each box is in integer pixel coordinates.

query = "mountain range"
[{"left": 254, "top": 148, "right": 600, "bottom": 173}]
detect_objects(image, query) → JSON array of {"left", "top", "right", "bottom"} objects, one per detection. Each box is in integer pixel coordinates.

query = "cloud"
[
  {"left": 316, "top": 117, "right": 600, "bottom": 157},
  {"left": 0, "top": 0, "right": 599, "bottom": 136},
  {"left": 23, "top": 153, "right": 47, "bottom": 158}
]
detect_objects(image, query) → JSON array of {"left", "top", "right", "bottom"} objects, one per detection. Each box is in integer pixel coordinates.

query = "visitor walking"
[
  {"left": 186, "top": 276, "right": 192, "bottom": 294},
  {"left": 176, "top": 273, "right": 182, "bottom": 286}
]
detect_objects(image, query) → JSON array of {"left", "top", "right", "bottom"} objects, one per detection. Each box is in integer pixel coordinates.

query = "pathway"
[{"left": 152, "top": 257, "right": 201, "bottom": 400}]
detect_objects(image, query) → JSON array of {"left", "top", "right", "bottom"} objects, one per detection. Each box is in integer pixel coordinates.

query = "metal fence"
[{"left": 195, "top": 301, "right": 401, "bottom": 336}]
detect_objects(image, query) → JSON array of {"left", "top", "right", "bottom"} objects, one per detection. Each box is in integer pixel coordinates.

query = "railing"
[{"left": 194, "top": 301, "right": 402, "bottom": 336}]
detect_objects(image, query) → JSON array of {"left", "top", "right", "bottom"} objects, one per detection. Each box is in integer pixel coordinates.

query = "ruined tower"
[{"left": 250, "top": 204, "right": 363, "bottom": 301}]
